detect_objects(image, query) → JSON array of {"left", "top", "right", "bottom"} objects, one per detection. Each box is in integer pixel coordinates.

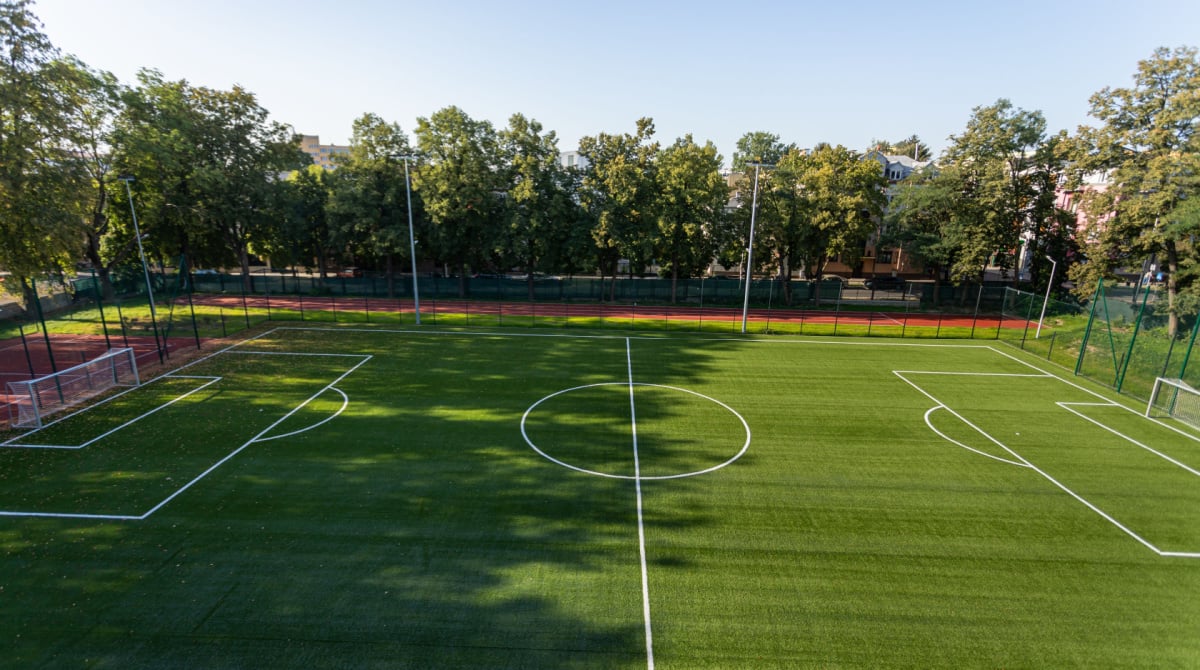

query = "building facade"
[{"left": 300, "top": 134, "right": 351, "bottom": 169}]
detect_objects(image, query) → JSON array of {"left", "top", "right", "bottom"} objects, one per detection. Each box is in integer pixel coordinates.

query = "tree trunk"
[
  {"left": 385, "top": 252, "right": 395, "bottom": 299},
  {"left": 239, "top": 243, "right": 252, "bottom": 292},
  {"left": 1166, "top": 240, "right": 1179, "bottom": 338},
  {"left": 458, "top": 263, "right": 469, "bottom": 298},
  {"left": 669, "top": 252, "right": 679, "bottom": 305}
]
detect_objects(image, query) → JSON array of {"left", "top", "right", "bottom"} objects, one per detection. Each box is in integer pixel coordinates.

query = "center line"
[{"left": 627, "top": 337, "right": 655, "bottom": 670}]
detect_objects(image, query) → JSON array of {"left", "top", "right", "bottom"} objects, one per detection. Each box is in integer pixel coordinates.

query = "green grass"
[{"left": 2, "top": 326, "right": 1200, "bottom": 667}]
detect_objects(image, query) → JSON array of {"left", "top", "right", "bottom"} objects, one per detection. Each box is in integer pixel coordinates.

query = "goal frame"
[
  {"left": 7, "top": 347, "right": 141, "bottom": 429},
  {"left": 1146, "top": 376, "right": 1200, "bottom": 429}
]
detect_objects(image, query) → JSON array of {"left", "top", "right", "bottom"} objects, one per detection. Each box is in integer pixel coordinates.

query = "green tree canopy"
[
  {"left": 0, "top": 0, "right": 89, "bottom": 309},
  {"left": 578, "top": 118, "right": 660, "bottom": 297},
  {"left": 1071, "top": 46, "right": 1200, "bottom": 335},
  {"left": 327, "top": 113, "right": 417, "bottom": 295},
  {"left": 655, "top": 134, "right": 728, "bottom": 302},
  {"left": 414, "top": 106, "right": 504, "bottom": 297}
]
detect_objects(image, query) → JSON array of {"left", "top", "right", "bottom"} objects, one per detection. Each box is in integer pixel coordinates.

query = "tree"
[
  {"left": 274, "top": 164, "right": 330, "bottom": 278},
  {"left": 578, "top": 118, "right": 660, "bottom": 299},
  {"left": 414, "top": 106, "right": 504, "bottom": 297},
  {"left": 750, "top": 148, "right": 805, "bottom": 304},
  {"left": 497, "top": 113, "right": 578, "bottom": 299},
  {"left": 1071, "top": 46, "right": 1200, "bottom": 336},
  {"left": 790, "top": 145, "right": 888, "bottom": 303},
  {"left": 112, "top": 72, "right": 304, "bottom": 290},
  {"left": 327, "top": 113, "right": 417, "bottom": 297},
  {"left": 941, "top": 99, "right": 1050, "bottom": 286},
  {"left": 58, "top": 58, "right": 126, "bottom": 299},
  {"left": 731, "top": 131, "right": 792, "bottom": 171},
  {"left": 0, "top": 1, "right": 89, "bottom": 311},
  {"left": 190, "top": 85, "right": 304, "bottom": 288},
  {"left": 885, "top": 165, "right": 971, "bottom": 299},
  {"left": 655, "top": 135, "right": 728, "bottom": 302}
]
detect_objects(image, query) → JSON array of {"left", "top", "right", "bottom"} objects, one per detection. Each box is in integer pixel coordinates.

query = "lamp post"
[
  {"left": 396, "top": 155, "right": 421, "bottom": 325},
  {"left": 741, "top": 161, "right": 773, "bottom": 334},
  {"left": 118, "top": 175, "right": 163, "bottom": 362},
  {"left": 1036, "top": 254, "right": 1057, "bottom": 339}
]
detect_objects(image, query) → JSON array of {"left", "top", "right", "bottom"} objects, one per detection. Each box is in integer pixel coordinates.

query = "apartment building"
[{"left": 300, "top": 134, "right": 351, "bottom": 169}]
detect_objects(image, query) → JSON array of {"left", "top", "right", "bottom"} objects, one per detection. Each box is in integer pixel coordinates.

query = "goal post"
[
  {"left": 6, "top": 347, "right": 141, "bottom": 429},
  {"left": 1146, "top": 377, "right": 1200, "bottom": 430}
]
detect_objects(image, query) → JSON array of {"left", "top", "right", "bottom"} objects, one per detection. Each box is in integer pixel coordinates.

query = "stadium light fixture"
[
  {"left": 1036, "top": 254, "right": 1057, "bottom": 339},
  {"left": 395, "top": 154, "right": 422, "bottom": 325},
  {"left": 741, "top": 162, "right": 774, "bottom": 334},
  {"left": 118, "top": 175, "right": 164, "bottom": 362}
]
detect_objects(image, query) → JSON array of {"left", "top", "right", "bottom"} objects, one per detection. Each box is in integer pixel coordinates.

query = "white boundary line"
[
  {"left": 894, "top": 371, "right": 1036, "bottom": 468},
  {"left": 627, "top": 338, "right": 655, "bottom": 670},
  {"left": 1057, "top": 402, "right": 1200, "bottom": 477},
  {"left": 876, "top": 311, "right": 905, "bottom": 326},
  {"left": 137, "top": 355, "right": 372, "bottom": 519},
  {"left": 898, "top": 365, "right": 1200, "bottom": 559},
  {"left": 266, "top": 325, "right": 997, "bottom": 349},
  {"left": 0, "top": 349, "right": 372, "bottom": 520},
  {"left": 2, "top": 376, "right": 221, "bottom": 449}
]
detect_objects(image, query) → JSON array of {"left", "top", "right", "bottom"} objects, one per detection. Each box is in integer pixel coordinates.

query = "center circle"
[{"left": 520, "top": 383, "right": 751, "bottom": 480}]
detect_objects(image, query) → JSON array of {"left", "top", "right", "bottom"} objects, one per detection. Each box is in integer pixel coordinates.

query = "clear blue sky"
[{"left": 31, "top": 0, "right": 1200, "bottom": 165}]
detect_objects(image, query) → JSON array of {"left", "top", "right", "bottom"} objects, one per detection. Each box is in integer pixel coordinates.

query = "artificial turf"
[{"left": 1, "top": 326, "right": 1198, "bottom": 668}]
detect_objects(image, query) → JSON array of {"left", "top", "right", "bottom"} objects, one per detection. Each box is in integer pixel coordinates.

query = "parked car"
[
  {"left": 193, "top": 269, "right": 219, "bottom": 276},
  {"left": 336, "top": 267, "right": 363, "bottom": 278},
  {"left": 864, "top": 276, "right": 905, "bottom": 291}
]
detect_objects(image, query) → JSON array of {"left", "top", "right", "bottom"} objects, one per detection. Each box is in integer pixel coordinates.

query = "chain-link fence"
[
  {"left": 4, "top": 270, "right": 1198, "bottom": 428},
  {"left": 1074, "top": 278, "right": 1200, "bottom": 401}
]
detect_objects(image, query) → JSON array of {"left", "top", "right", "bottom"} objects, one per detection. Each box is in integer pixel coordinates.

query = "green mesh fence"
[
  {"left": 996, "top": 287, "right": 1086, "bottom": 369},
  {"left": 1074, "top": 277, "right": 1200, "bottom": 401}
]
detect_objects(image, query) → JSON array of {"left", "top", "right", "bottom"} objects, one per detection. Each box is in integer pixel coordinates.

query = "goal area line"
[
  {"left": 0, "top": 350, "right": 371, "bottom": 521},
  {"left": 896, "top": 368, "right": 1200, "bottom": 559},
  {"left": 1, "top": 375, "right": 221, "bottom": 450}
]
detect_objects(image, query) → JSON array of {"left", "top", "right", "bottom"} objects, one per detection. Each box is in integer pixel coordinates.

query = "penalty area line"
[{"left": 136, "top": 354, "right": 372, "bottom": 519}]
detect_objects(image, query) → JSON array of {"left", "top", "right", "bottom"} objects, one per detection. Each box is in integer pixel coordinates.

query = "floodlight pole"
[
  {"left": 1036, "top": 254, "right": 1057, "bottom": 339},
  {"left": 119, "top": 175, "right": 164, "bottom": 363},
  {"left": 397, "top": 155, "right": 421, "bottom": 325},
  {"left": 741, "top": 161, "right": 773, "bottom": 334}
]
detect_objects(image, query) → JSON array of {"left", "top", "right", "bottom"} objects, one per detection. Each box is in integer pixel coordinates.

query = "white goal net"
[
  {"left": 1147, "top": 377, "right": 1200, "bottom": 430},
  {"left": 7, "top": 347, "right": 140, "bottom": 429}
]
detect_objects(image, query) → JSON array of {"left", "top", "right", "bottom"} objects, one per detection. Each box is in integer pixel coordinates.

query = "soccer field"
[{"left": 2, "top": 326, "right": 1199, "bottom": 668}]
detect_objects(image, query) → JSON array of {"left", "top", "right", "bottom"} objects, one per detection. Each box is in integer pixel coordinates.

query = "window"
[{"left": 877, "top": 249, "right": 894, "bottom": 264}]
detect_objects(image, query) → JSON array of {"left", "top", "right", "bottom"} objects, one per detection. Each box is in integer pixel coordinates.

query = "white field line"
[
  {"left": 0, "top": 350, "right": 370, "bottom": 520},
  {"left": 1, "top": 374, "right": 220, "bottom": 447},
  {"left": 0, "top": 509, "right": 144, "bottom": 521},
  {"left": 627, "top": 338, "right": 655, "bottom": 670},
  {"left": 253, "top": 387, "right": 349, "bottom": 443},
  {"left": 899, "top": 369, "right": 1189, "bottom": 558},
  {"left": 1057, "top": 402, "right": 1200, "bottom": 478},
  {"left": 1, "top": 327, "right": 285, "bottom": 437},
  {"left": 268, "top": 325, "right": 998, "bottom": 349},
  {"left": 137, "top": 354, "right": 372, "bottom": 519},
  {"left": 894, "top": 371, "right": 1038, "bottom": 467},
  {"left": 223, "top": 350, "right": 368, "bottom": 358},
  {"left": 520, "top": 383, "right": 750, "bottom": 481},
  {"left": 2, "top": 376, "right": 221, "bottom": 450},
  {"left": 876, "top": 311, "right": 905, "bottom": 326},
  {"left": 894, "top": 370, "right": 1051, "bottom": 378},
  {"left": 922, "top": 407, "right": 1028, "bottom": 467}
]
